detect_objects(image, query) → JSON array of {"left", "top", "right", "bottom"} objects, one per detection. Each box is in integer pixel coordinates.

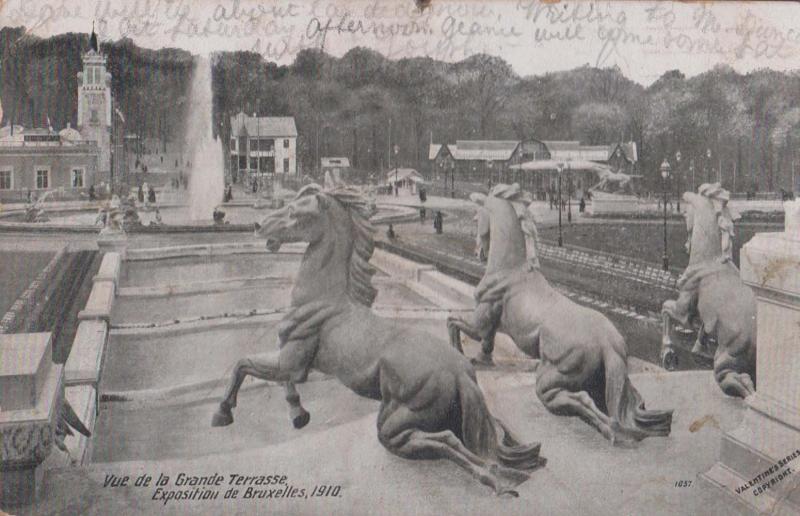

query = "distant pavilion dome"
[{"left": 59, "top": 122, "right": 82, "bottom": 142}]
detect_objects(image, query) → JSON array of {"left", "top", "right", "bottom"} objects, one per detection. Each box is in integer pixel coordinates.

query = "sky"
[{"left": 1, "top": 0, "right": 799, "bottom": 85}]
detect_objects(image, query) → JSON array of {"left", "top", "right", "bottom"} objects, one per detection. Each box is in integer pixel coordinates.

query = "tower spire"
[{"left": 90, "top": 21, "right": 98, "bottom": 53}]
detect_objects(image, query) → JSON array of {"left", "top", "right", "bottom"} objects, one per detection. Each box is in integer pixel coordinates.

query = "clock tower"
[{"left": 77, "top": 26, "right": 112, "bottom": 184}]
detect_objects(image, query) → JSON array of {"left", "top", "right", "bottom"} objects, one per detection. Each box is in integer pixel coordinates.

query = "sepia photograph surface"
[{"left": 0, "top": 1, "right": 799, "bottom": 514}]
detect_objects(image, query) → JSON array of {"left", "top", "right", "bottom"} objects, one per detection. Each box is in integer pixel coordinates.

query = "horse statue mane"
[
  {"left": 474, "top": 183, "right": 541, "bottom": 269},
  {"left": 685, "top": 183, "right": 740, "bottom": 261},
  {"left": 296, "top": 182, "right": 378, "bottom": 307}
]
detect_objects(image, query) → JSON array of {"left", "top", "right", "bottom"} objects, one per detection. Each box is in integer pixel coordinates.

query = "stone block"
[
  {"left": 78, "top": 281, "right": 115, "bottom": 322},
  {"left": 0, "top": 333, "right": 62, "bottom": 507},
  {"left": 65, "top": 320, "right": 108, "bottom": 388},
  {"left": 93, "top": 252, "right": 121, "bottom": 292},
  {"left": 0, "top": 333, "right": 52, "bottom": 411}
]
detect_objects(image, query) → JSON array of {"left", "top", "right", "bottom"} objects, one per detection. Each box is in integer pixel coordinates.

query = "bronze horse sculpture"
[
  {"left": 447, "top": 183, "right": 673, "bottom": 444},
  {"left": 661, "top": 183, "right": 756, "bottom": 397},
  {"left": 212, "top": 184, "right": 544, "bottom": 495}
]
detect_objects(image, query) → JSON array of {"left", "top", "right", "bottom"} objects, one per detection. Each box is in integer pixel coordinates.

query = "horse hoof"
[
  {"left": 471, "top": 353, "right": 495, "bottom": 367},
  {"left": 292, "top": 410, "right": 310, "bottom": 429},
  {"left": 211, "top": 407, "right": 234, "bottom": 427},
  {"left": 660, "top": 348, "right": 678, "bottom": 371}
]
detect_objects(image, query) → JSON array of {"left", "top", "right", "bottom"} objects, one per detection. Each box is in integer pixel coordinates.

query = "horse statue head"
[
  {"left": 256, "top": 183, "right": 377, "bottom": 307},
  {"left": 682, "top": 183, "right": 740, "bottom": 266},
  {"left": 470, "top": 183, "right": 540, "bottom": 272}
]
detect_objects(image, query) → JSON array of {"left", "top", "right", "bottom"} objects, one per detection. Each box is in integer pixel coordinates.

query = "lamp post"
[
  {"left": 394, "top": 144, "right": 399, "bottom": 184},
  {"left": 706, "top": 148, "right": 712, "bottom": 183},
  {"left": 450, "top": 161, "right": 455, "bottom": 198},
  {"left": 660, "top": 159, "right": 671, "bottom": 271},
  {"left": 566, "top": 161, "right": 572, "bottom": 223},
  {"left": 689, "top": 159, "right": 695, "bottom": 193},
  {"left": 675, "top": 150, "right": 682, "bottom": 213},
  {"left": 557, "top": 162, "right": 564, "bottom": 247}
]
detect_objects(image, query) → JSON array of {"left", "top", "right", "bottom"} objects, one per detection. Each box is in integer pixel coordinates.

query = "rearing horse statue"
[
  {"left": 661, "top": 183, "right": 756, "bottom": 398},
  {"left": 447, "top": 183, "right": 673, "bottom": 444},
  {"left": 212, "top": 184, "right": 544, "bottom": 496}
]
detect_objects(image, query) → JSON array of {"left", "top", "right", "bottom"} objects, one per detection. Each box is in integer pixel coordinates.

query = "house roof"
[
  {"left": 230, "top": 112, "right": 297, "bottom": 138},
  {"left": 387, "top": 168, "right": 423, "bottom": 182},
  {"left": 434, "top": 140, "right": 518, "bottom": 161},
  {"left": 428, "top": 144, "right": 442, "bottom": 160},
  {"left": 543, "top": 141, "right": 638, "bottom": 163},
  {"left": 321, "top": 157, "right": 350, "bottom": 167}
]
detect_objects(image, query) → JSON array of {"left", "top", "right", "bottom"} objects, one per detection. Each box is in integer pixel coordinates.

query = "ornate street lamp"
[
  {"left": 675, "top": 150, "right": 682, "bottom": 213},
  {"left": 557, "top": 162, "right": 564, "bottom": 247},
  {"left": 660, "top": 159, "right": 672, "bottom": 271}
]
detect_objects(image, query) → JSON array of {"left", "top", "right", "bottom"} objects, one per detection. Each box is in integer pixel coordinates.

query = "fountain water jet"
[{"left": 185, "top": 55, "right": 224, "bottom": 222}]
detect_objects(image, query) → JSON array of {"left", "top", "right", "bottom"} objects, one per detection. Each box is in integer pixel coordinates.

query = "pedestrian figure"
[
  {"left": 148, "top": 185, "right": 156, "bottom": 204},
  {"left": 420, "top": 206, "right": 426, "bottom": 223},
  {"left": 579, "top": 196, "right": 586, "bottom": 213},
  {"left": 434, "top": 210, "right": 443, "bottom": 234},
  {"left": 89, "top": 185, "right": 96, "bottom": 201},
  {"left": 387, "top": 224, "right": 396, "bottom": 240},
  {"left": 394, "top": 184, "right": 399, "bottom": 197},
  {"left": 137, "top": 184, "right": 144, "bottom": 203},
  {"left": 548, "top": 191, "right": 554, "bottom": 210}
]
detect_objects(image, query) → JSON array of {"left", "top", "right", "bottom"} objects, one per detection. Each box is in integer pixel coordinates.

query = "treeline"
[{"left": 2, "top": 26, "right": 800, "bottom": 191}]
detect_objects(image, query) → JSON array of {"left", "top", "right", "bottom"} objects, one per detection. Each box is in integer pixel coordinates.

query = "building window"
[
  {"left": 238, "top": 156, "right": 247, "bottom": 170},
  {"left": 250, "top": 139, "right": 259, "bottom": 151},
  {"left": 230, "top": 138, "right": 236, "bottom": 151},
  {"left": 36, "top": 169, "right": 49, "bottom": 189},
  {"left": 250, "top": 157, "right": 258, "bottom": 170},
  {"left": 283, "top": 158, "right": 289, "bottom": 173},
  {"left": 91, "top": 109, "right": 99, "bottom": 123},
  {"left": 71, "top": 168, "right": 85, "bottom": 188},
  {"left": 0, "top": 170, "right": 11, "bottom": 190},
  {"left": 283, "top": 139, "right": 290, "bottom": 149}
]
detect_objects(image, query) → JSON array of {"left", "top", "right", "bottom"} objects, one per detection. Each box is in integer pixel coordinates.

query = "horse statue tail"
[
  {"left": 602, "top": 337, "right": 673, "bottom": 440},
  {"left": 456, "top": 372, "right": 545, "bottom": 473}
]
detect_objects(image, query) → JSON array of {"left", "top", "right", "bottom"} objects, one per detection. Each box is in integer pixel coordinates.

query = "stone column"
[
  {"left": 0, "top": 333, "right": 62, "bottom": 507},
  {"left": 701, "top": 200, "right": 800, "bottom": 514}
]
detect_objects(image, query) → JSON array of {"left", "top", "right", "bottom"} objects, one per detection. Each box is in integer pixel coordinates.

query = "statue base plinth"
[
  {"left": 97, "top": 230, "right": 127, "bottom": 259},
  {"left": 587, "top": 192, "right": 642, "bottom": 216}
]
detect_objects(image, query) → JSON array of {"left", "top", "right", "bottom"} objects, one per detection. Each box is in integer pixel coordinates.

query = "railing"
[{"left": 0, "top": 140, "right": 98, "bottom": 148}]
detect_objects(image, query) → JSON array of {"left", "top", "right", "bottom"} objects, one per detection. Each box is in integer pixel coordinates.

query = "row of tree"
[{"left": 2, "top": 27, "right": 800, "bottom": 192}]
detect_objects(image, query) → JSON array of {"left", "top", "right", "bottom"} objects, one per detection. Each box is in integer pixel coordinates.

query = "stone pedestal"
[
  {"left": 701, "top": 201, "right": 800, "bottom": 514},
  {"left": 97, "top": 229, "right": 127, "bottom": 259},
  {"left": 587, "top": 191, "right": 643, "bottom": 215},
  {"left": 0, "top": 333, "right": 62, "bottom": 507}
]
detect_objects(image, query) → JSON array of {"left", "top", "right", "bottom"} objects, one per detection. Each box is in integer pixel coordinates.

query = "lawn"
[
  {"left": 538, "top": 222, "right": 779, "bottom": 270},
  {"left": 0, "top": 251, "right": 54, "bottom": 315}
]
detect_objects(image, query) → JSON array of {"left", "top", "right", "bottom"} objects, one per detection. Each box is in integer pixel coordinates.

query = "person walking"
[{"left": 419, "top": 206, "right": 427, "bottom": 224}]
